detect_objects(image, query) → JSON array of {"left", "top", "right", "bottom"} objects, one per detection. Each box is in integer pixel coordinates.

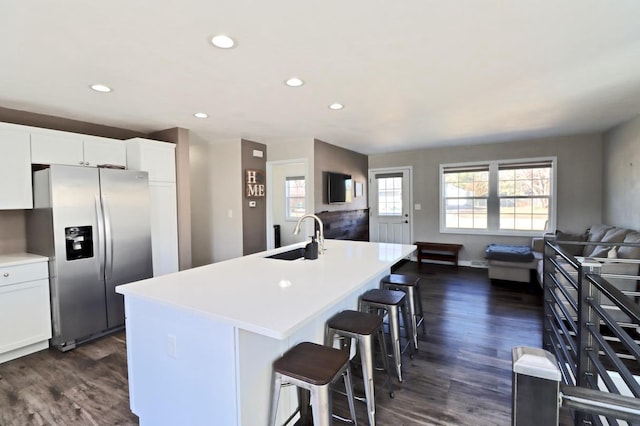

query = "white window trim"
[{"left": 439, "top": 156, "right": 557, "bottom": 236}]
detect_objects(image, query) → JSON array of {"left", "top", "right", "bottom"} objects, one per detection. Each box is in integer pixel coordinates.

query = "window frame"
[
  {"left": 284, "top": 176, "right": 306, "bottom": 221},
  {"left": 439, "top": 157, "right": 557, "bottom": 236}
]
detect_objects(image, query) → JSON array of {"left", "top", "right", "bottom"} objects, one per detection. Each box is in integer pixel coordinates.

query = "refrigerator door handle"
[
  {"left": 95, "top": 195, "right": 106, "bottom": 279},
  {"left": 102, "top": 194, "right": 114, "bottom": 281}
]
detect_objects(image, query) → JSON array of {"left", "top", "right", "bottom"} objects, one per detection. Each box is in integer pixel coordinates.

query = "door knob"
[
  {"left": 404, "top": 220, "right": 408, "bottom": 223},
  {"left": 3, "top": 273, "right": 8, "bottom": 277}
]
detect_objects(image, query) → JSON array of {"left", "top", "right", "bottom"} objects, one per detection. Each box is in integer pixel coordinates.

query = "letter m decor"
[{"left": 245, "top": 169, "right": 266, "bottom": 198}]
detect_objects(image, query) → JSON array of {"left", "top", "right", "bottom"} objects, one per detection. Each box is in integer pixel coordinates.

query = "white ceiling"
[{"left": 2, "top": 1, "right": 640, "bottom": 154}]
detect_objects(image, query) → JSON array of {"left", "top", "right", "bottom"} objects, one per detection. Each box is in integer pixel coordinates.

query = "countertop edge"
[{"left": 0, "top": 253, "right": 50, "bottom": 267}]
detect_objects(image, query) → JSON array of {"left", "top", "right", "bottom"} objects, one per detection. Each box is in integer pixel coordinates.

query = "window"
[
  {"left": 285, "top": 176, "right": 305, "bottom": 220},
  {"left": 498, "top": 162, "right": 551, "bottom": 231},
  {"left": 376, "top": 173, "right": 403, "bottom": 216},
  {"left": 440, "top": 158, "right": 555, "bottom": 235},
  {"left": 443, "top": 166, "right": 489, "bottom": 229}
]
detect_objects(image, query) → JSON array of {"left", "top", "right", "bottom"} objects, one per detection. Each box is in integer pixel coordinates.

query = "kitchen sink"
[{"left": 264, "top": 247, "right": 306, "bottom": 261}]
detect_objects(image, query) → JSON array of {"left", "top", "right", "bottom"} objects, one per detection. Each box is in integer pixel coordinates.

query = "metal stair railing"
[{"left": 531, "top": 236, "right": 640, "bottom": 425}]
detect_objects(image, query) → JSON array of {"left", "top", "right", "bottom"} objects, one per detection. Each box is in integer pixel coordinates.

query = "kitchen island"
[{"left": 116, "top": 239, "right": 415, "bottom": 425}]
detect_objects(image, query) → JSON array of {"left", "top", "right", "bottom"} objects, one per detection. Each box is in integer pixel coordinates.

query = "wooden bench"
[{"left": 415, "top": 242, "right": 463, "bottom": 267}]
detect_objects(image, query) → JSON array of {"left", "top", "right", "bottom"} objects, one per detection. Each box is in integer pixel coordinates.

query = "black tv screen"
[{"left": 327, "top": 172, "right": 351, "bottom": 203}]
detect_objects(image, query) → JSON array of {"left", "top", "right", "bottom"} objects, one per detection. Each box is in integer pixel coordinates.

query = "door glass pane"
[{"left": 377, "top": 176, "right": 402, "bottom": 216}]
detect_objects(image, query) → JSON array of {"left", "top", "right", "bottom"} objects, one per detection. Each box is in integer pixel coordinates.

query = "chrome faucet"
[{"left": 293, "top": 214, "right": 325, "bottom": 254}]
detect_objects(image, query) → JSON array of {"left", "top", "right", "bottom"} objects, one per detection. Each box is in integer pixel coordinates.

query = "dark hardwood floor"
[{"left": 0, "top": 263, "right": 546, "bottom": 425}]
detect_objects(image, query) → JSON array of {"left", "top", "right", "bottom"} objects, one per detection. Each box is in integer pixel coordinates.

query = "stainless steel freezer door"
[
  {"left": 48, "top": 166, "right": 107, "bottom": 345},
  {"left": 99, "top": 168, "right": 153, "bottom": 329}
]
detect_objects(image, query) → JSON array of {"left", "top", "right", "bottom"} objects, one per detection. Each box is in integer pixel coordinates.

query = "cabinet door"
[
  {"left": 126, "top": 138, "right": 176, "bottom": 182},
  {"left": 0, "top": 128, "right": 32, "bottom": 209},
  {"left": 83, "top": 136, "right": 127, "bottom": 167},
  {"left": 0, "top": 270, "right": 51, "bottom": 355},
  {"left": 150, "top": 182, "right": 179, "bottom": 276},
  {"left": 31, "top": 132, "right": 84, "bottom": 166}
]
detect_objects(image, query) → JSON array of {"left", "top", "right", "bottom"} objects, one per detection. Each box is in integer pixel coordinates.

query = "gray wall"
[
  {"left": 314, "top": 139, "right": 368, "bottom": 213},
  {"left": 603, "top": 115, "right": 640, "bottom": 230},
  {"left": 0, "top": 210, "right": 26, "bottom": 254},
  {"left": 369, "top": 133, "right": 604, "bottom": 264},
  {"left": 241, "top": 139, "right": 267, "bottom": 255}
]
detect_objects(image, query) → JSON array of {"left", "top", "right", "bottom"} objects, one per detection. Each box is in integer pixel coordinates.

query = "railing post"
[
  {"left": 577, "top": 260, "right": 602, "bottom": 388},
  {"left": 576, "top": 259, "right": 602, "bottom": 425},
  {"left": 512, "top": 346, "right": 561, "bottom": 426}
]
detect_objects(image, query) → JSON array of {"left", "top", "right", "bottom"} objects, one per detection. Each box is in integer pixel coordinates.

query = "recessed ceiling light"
[
  {"left": 90, "top": 84, "right": 112, "bottom": 93},
  {"left": 211, "top": 35, "right": 235, "bottom": 49},
  {"left": 328, "top": 103, "right": 344, "bottom": 110},
  {"left": 285, "top": 77, "right": 304, "bottom": 87},
  {"left": 194, "top": 112, "right": 208, "bottom": 119}
]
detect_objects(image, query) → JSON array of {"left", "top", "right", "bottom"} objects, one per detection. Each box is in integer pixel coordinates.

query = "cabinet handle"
[
  {"left": 2, "top": 273, "right": 8, "bottom": 277},
  {"left": 79, "top": 161, "right": 84, "bottom": 165},
  {"left": 85, "top": 162, "right": 90, "bottom": 166}
]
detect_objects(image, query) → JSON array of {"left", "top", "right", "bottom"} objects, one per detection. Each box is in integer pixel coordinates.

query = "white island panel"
[
  {"left": 117, "top": 240, "right": 415, "bottom": 425},
  {"left": 125, "top": 296, "right": 238, "bottom": 426}
]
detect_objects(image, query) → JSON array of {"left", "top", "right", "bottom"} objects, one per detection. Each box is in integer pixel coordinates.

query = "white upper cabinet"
[
  {"left": 31, "top": 130, "right": 126, "bottom": 168},
  {"left": 126, "top": 138, "right": 176, "bottom": 182},
  {"left": 83, "top": 136, "right": 127, "bottom": 167},
  {"left": 31, "top": 132, "right": 84, "bottom": 166},
  {"left": 0, "top": 126, "right": 33, "bottom": 209}
]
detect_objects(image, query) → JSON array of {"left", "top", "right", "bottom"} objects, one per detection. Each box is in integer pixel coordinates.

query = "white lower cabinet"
[{"left": 0, "top": 255, "right": 51, "bottom": 364}]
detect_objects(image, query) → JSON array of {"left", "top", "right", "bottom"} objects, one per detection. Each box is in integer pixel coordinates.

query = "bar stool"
[
  {"left": 359, "top": 288, "right": 413, "bottom": 383},
  {"left": 325, "top": 310, "right": 394, "bottom": 426},
  {"left": 380, "top": 274, "right": 426, "bottom": 351},
  {"left": 269, "top": 342, "right": 357, "bottom": 426}
]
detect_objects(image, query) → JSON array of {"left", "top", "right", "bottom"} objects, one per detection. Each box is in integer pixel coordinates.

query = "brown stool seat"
[
  {"left": 273, "top": 342, "right": 350, "bottom": 386},
  {"left": 327, "top": 309, "right": 382, "bottom": 336},
  {"left": 382, "top": 273, "right": 420, "bottom": 287},
  {"left": 269, "top": 342, "right": 357, "bottom": 425},
  {"left": 361, "top": 288, "right": 405, "bottom": 306}
]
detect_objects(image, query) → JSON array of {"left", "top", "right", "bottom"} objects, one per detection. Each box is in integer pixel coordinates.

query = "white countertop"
[
  {"left": 117, "top": 240, "right": 415, "bottom": 339},
  {"left": 0, "top": 253, "right": 49, "bottom": 267}
]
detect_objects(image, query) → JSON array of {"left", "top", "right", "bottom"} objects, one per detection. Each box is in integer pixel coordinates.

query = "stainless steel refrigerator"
[{"left": 27, "top": 165, "right": 153, "bottom": 351}]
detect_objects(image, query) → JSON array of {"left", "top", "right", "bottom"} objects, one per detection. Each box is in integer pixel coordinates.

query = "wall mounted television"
[{"left": 326, "top": 172, "right": 352, "bottom": 204}]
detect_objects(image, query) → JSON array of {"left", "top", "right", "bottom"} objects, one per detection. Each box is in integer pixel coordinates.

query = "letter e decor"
[{"left": 245, "top": 169, "right": 266, "bottom": 198}]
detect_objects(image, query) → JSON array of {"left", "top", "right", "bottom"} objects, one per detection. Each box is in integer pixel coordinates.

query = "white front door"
[{"left": 369, "top": 167, "right": 413, "bottom": 244}]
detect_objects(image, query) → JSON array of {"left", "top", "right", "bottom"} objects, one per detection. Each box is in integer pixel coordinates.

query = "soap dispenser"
[{"left": 304, "top": 236, "right": 319, "bottom": 260}]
